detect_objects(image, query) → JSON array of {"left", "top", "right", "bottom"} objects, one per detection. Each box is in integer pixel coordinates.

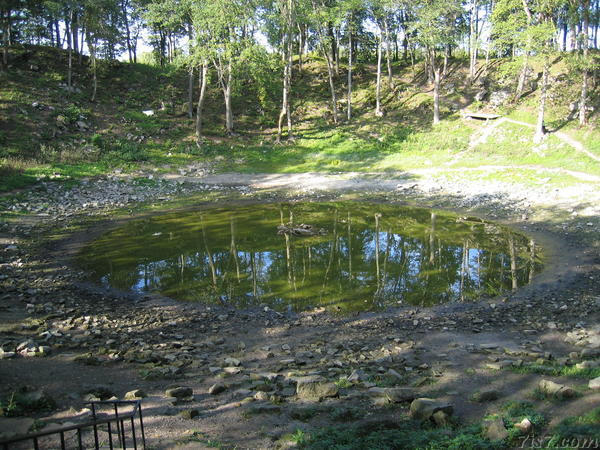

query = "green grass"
[
  {"left": 508, "top": 361, "right": 600, "bottom": 379},
  {"left": 0, "top": 389, "right": 56, "bottom": 417},
  {"left": 546, "top": 408, "right": 600, "bottom": 449},
  {"left": 297, "top": 419, "right": 504, "bottom": 450},
  {"left": 0, "top": 45, "right": 598, "bottom": 194}
]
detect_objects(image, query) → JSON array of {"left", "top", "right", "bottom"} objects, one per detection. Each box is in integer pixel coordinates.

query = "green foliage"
[
  {"left": 508, "top": 361, "right": 600, "bottom": 379},
  {"left": 91, "top": 133, "right": 104, "bottom": 147},
  {"left": 0, "top": 389, "right": 56, "bottom": 417},
  {"left": 102, "top": 140, "right": 149, "bottom": 163},
  {"left": 61, "top": 105, "right": 91, "bottom": 124},
  {"left": 500, "top": 401, "right": 546, "bottom": 427},
  {"left": 288, "top": 429, "right": 308, "bottom": 444},
  {"left": 237, "top": 45, "right": 283, "bottom": 115},
  {"left": 334, "top": 377, "right": 353, "bottom": 389},
  {"left": 298, "top": 420, "right": 503, "bottom": 450},
  {"left": 546, "top": 408, "right": 600, "bottom": 448}
]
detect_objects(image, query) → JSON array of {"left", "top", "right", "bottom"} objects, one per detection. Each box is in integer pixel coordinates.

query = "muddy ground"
[{"left": 0, "top": 170, "right": 599, "bottom": 449}]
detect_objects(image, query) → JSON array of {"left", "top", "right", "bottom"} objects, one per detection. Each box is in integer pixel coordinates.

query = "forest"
[{"left": 1, "top": 0, "right": 598, "bottom": 143}]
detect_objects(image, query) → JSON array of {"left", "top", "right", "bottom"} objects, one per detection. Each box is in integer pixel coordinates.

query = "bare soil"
[{"left": 1, "top": 171, "right": 599, "bottom": 449}]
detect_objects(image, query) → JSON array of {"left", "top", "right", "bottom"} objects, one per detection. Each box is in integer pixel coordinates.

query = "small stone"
[
  {"left": 432, "top": 410, "right": 452, "bottom": 427},
  {"left": 164, "top": 387, "right": 193, "bottom": 399},
  {"left": 514, "top": 418, "right": 532, "bottom": 434},
  {"left": 538, "top": 379, "right": 576, "bottom": 399},
  {"left": 485, "top": 360, "right": 513, "bottom": 370},
  {"left": 368, "top": 387, "right": 416, "bottom": 403},
  {"left": 347, "top": 369, "right": 367, "bottom": 383},
  {"left": 295, "top": 376, "right": 338, "bottom": 401},
  {"left": 0, "top": 349, "right": 16, "bottom": 359},
  {"left": 409, "top": 398, "right": 453, "bottom": 422},
  {"left": 254, "top": 391, "right": 270, "bottom": 401},
  {"left": 124, "top": 389, "right": 146, "bottom": 400},
  {"left": 576, "top": 360, "right": 600, "bottom": 369},
  {"left": 179, "top": 409, "right": 200, "bottom": 419},
  {"left": 224, "top": 357, "right": 241, "bottom": 367},
  {"left": 208, "top": 383, "right": 227, "bottom": 395},
  {"left": 589, "top": 376, "right": 600, "bottom": 390},
  {"left": 484, "top": 417, "right": 509, "bottom": 441},
  {"left": 387, "top": 368, "right": 403, "bottom": 380}
]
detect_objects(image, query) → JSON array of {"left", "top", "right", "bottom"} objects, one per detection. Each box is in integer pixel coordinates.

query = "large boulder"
[
  {"left": 368, "top": 387, "right": 416, "bottom": 404},
  {"left": 484, "top": 417, "right": 509, "bottom": 441},
  {"left": 538, "top": 380, "right": 576, "bottom": 399},
  {"left": 165, "top": 386, "right": 193, "bottom": 400},
  {"left": 294, "top": 376, "right": 338, "bottom": 401},
  {"left": 489, "top": 90, "right": 511, "bottom": 108},
  {"left": 409, "top": 398, "right": 453, "bottom": 422}
]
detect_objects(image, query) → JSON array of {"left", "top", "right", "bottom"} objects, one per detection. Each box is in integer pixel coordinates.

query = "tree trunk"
[
  {"left": 433, "top": 65, "right": 441, "bottom": 125},
  {"left": 515, "top": 52, "right": 529, "bottom": 101},
  {"left": 534, "top": 58, "right": 549, "bottom": 142},
  {"left": 334, "top": 27, "right": 340, "bottom": 75},
  {"left": 375, "top": 31, "right": 383, "bottom": 117},
  {"left": 223, "top": 60, "right": 233, "bottom": 134},
  {"left": 297, "top": 23, "right": 304, "bottom": 72},
  {"left": 328, "top": 23, "right": 337, "bottom": 68},
  {"left": 277, "top": 0, "right": 293, "bottom": 143},
  {"left": 121, "top": 0, "right": 133, "bottom": 63},
  {"left": 1, "top": 9, "right": 9, "bottom": 71},
  {"left": 72, "top": 13, "right": 79, "bottom": 56},
  {"left": 321, "top": 40, "right": 338, "bottom": 124},
  {"left": 383, "top": 17, "right": 393, "bottom": 88},
  {"left": 187, "top": 25, "right": 194, "bottom": 120},
  {"left": 54, "top": 20, "right": 61, "bottom": 48},
  {"left": 195, "top": 63, "right": 208, "bottom": 145},
  {"left": 516, "top": 0, "right": 533, "bottom": 101},
  {"left": 579, "top": 0, "right": 590, "bottom": 125},
  {"left": 87, "top": 31, "right": 97, "bottom": 102},
  {"left": 347, "top": 28, "right": 352, "bottom": 121},
  {"left": 79, "top": 27, "right": 85, "bottom": 64},
  {"left": 187, "top": 66, "right": 194, "bottom": 119},
  {"left": 67, "top": 10, "right": 73, "bottom": 88},
  {"left": 469, "top": 0, "right": 478, "bottom": 80}
]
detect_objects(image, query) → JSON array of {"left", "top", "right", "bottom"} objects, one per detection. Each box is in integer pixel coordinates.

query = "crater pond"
[{"left": 79, "top": 202, "right": 543, "bottom": 313}]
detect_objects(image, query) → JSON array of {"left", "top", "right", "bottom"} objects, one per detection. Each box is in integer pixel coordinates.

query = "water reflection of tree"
[{"left": 86, "top": 204, "right": 543, "bottom": 312}]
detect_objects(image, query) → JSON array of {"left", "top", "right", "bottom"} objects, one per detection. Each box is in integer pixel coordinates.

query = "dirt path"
[{"left": 471, "top": 116, "right": 600, "bottom": 163}]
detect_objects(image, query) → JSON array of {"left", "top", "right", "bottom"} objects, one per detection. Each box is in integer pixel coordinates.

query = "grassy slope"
[{"left": 0, "top": 45, "right": 598, "bottom": 192}]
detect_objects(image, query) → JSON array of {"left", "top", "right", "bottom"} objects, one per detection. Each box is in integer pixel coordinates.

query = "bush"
[
  {"left": 102, "top": 140, "right": 148, "bottom": 163},
  {"left": 91, "top": 133, "right": 103, "bottom": 148},
  {"left": 61, "top": 104, "right": 90, "bottom": 124}
]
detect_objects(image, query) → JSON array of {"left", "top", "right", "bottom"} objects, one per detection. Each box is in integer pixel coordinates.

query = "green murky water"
[{"left": 79, "top": 202, "right": 542, "bottom": 313}]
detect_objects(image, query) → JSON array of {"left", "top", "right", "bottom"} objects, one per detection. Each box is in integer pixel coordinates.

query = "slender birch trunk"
[
  {"left": 375, "top": 31, "right": 383, "bottom": 117},
  {"left": 347, "top": 26, "right": 352, "bottom": 121},
  {"left": 195, "top": 63, "right": 208, "bottom": 145},
  {"left": 579, "top": 0, "right": 590, "bottom": 125},
  {"left": 534, "top": 58, "right": 549, "bottom": 142}
]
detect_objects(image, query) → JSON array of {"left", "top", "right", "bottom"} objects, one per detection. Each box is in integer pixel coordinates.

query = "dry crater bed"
[{"left": 0, "top": 170, "right": 599, "bottom": 449}]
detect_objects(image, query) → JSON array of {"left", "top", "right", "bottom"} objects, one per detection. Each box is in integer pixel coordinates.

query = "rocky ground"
[{"left": 0, "top": 168, "right": 599, "bottom": 449}]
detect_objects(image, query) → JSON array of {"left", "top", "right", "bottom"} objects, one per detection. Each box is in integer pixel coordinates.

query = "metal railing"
[{"left": 0, "top": 399, "right": 146, "bottom": 450}]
